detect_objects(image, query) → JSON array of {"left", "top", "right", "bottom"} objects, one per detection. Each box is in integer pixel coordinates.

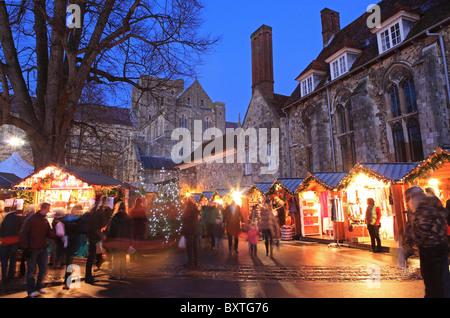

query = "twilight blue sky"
[{"left": 194, "top": 0, "right": 377, "bottom": 123}]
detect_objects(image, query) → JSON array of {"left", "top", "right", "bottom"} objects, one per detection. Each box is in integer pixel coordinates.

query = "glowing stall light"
[
  {"left": 214, "top": 198, "right": 223, "bottom": 205},
  {"left": 231, "top": 190, "right": 242, "bottom": 206},
  {"left": 428, "top": 179, "right": 439, "bottom": 186}
]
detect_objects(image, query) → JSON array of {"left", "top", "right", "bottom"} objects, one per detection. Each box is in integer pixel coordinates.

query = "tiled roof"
[
  {"left": 276, "top": 178, "right": 305, "bottom": 193},
  {"left": 252, "top": 183, "right": 273, "bottom": 195},
  {"left": 309, "top": 172, "right": 348, "bottom": 189},
  {"left": 0, "top": 172, "right": 21, "bottom": 189},
  {"left": 140, "top": 156, "right": 177, "bottom": 170},
  {"left": 361, "top": 163, "right": 417, "bottom": 181},
  {"left": 201, "top": 191, "right": 215, "bottom": 200}
]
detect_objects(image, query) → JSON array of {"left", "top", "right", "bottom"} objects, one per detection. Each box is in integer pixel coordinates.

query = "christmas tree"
[{"left": 147, "top": 170, "right": 183, "bottom": 243}]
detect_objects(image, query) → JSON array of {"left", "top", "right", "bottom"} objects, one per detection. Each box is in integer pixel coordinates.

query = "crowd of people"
[
  {"left": 0, "top": 196, "right": 149, "bottom": 297},
  {"left": 180, "top": 196, "right": 281, "bottom": 269},
  {"left": 0, "top": 183, "right": 449, "bottom": 298}
]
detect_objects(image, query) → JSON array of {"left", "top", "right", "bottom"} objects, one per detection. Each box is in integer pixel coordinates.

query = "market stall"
[
  {"left": 337, "top": 163, "right": 416, "bottom": 246},
  {"left": 266, "top": 178, "right": 304, "bottom": 240},
  {"left": 404, "top": 147, "right": 450, "bottom": 209},
  {"left": 295, "top": 172, "right": 347, "bottom": 239},
  {"left": 13, "top": 163, "right": 133, "bottom": 216}
]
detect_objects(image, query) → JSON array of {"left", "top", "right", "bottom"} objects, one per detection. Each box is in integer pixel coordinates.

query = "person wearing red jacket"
[
  {"left": 365, "top": 198, "right": 382, "bottom": 253},
  {"left": 19, "top": 202, "right": 57, "bottom": 297}
]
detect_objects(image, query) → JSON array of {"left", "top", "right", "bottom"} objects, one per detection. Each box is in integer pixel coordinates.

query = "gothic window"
[
  {"left": 392, "top": 122, "right": 407, "bottom": 162},
  {"left": 203, "top": 116, "right": 212, "bottom": 131},
  {"left": 389, "top": 85, "right": 401, "bottom": 118},
  {"left": 336, "top": 100, "right": 355, "bottom": 171},
  {"left": 178, "top": 115, "right": 187, "bottom": 128},
  {"left": 386, "top": 74, "right": 423, "bottom": 162},
  {"left": 403, "top": 79, "right": 417, "bottom": 113},
  {"left": 337, "top": 105, "right": 347, "bottom": 134},
  {"left": 187, "top": 98, "right": 190, "bottom": 105},
  {"left": 407, "top": 118, "right": 424, "bottom": 162},
  {"left": 245, "top": 149, "right": 252, "bottom": 175},
  {"left": 304, "top": 117, "right": 312, "bottom": 144}
]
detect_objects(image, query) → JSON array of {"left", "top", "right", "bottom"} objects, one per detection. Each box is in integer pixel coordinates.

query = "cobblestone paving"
[{"left": 127, "top": 264, "right": 423, "bottom": 282}]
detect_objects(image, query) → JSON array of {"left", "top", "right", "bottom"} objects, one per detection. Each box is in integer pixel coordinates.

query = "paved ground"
[{"left": 0, "top": 237, "right": 426, "bottom": 299}]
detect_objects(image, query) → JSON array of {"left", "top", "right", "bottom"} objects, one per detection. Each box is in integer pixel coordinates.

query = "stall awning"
[
  {"left": 251, "top": 183, "right": 273, "bottom": 195},
  {"left": 0, "top": 172, "right": 21, "bottom": 189},
  {"left": 201, "top": 191, "right": 215, "bottom": 201},
  {"left": 269, "top": 178, "right": 305, "bottom": 195},
  {"left": 404, "top": 147, "right": 450, "bottom": 183},
  {"left": 337, "top": 162, "right": 417, "bottom": 189},
  {"left": 13, "top": 163, "right": 133, "bottom": 189}
]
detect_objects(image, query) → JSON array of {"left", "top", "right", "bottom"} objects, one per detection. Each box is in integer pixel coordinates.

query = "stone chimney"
[
  {"left": 320, "top": 8, "right": 340, "bottom": 47},
  {"left": 251, "top": 25, "right": 274, "bottom": 100}
]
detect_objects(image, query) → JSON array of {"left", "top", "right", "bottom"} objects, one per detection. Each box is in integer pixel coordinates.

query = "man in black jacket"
[
  {"left": 85, "top": 196, "right": 112, "bottom": 284},
  {"left": 19, "top": 202, "right": 56, "bottom": 297},
  {"left": 0, "top": 206, "right": 24, "bottom": 284}
]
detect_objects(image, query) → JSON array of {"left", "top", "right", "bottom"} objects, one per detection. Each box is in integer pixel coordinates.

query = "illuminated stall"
[
  {"left": 295, "top": 172, "right": 347, "bottom": 239},
  {"left": 266, "top": 178, "right": 304, "bottom": 239},
  {"left": 13, "top": 163, "right": 133, "bottom": 215},
  {"left": 337, "top": 163, "right": 416, "bottom": 246},
  {"left": 245, "top": 183, "right": 272, "bottom": 209}
]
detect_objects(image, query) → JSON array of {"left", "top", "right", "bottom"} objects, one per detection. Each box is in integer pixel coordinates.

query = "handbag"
[{"left": 178, "top": 236, "right": 186, "bottom": 249}]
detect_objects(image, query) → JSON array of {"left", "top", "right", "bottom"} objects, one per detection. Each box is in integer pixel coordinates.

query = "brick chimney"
[
  {"left": 320, "top": 8, "right": 340, "bottom": 47},
  {"left": 251, "top": 25, "right": 274, "bottom": 100}
]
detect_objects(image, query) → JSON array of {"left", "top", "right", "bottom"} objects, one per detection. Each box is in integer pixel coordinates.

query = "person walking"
[
  {"left": 106, "top": 202, "right": 132, "bottom": 280},
  {"left": 0, "top": 203, "right": 24, "bottom": 284},
  {"left": 259, "top": 198, "right": 276, "bottom": 257},
  {"left": 19, "top": 202, "right": 57, "bottom": 297},
  {"left": 60, "top": 205, "right": 83, "bottom": 289},
  {"left": 223, "top": 200, "right": 244, "bottom": 255},
  {"left": 180, "top": 196, "right": 200, "bottom": 269},
  {"left": 247, "top": 222, "right": 259, "bottom": 256},
  {"left": 403, "top": 186, "right": 450, "bottom": 298},
  {"left": 85, "top": 196, "right": 111, "bottom": 284},
  {"left": 204, "top": 201, "right": 219, "bottom": 250},
  {"left": 365, "top": 198, "right": 382, "bottom": 253},
  {"left": 212, "top": 216, "right": 224, "bottom": 254}
]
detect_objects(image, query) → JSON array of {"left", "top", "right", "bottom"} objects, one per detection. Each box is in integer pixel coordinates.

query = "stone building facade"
[
  {"left": 177, "top": 25, "right": 291, "bottom": 193},
  {"left": 177, "top": 0, "right": 450, "bottom": 194}
]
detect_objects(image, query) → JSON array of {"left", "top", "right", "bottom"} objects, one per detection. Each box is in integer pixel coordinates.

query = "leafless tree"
[{"left": 0, "top": 0, "right": 217, "bottom": 170}]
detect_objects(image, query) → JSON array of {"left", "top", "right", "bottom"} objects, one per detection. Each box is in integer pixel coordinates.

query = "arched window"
[
  {"left": 392, "top": 122, "right": 407, "bottom": 162},
  {"left": 203, "top": 116, "right": 212, "bottom": 131},
  {"left": 403, "top": 79, "right": 417, "bottom": 113},
  {"left": 178, "top": 115, "right": 187, "bottom": 128},
  {"left": 337, "top": 105, "right": 347, "bottom": 133},
  {"left": 389, "top": 85, "right": 401, "bottom": 117},
  {"left": 407, "top": 118, "right": 424, "bottom": 162},
  {"left": 304, "top": 117, "right": 312, "bottom": 144},
  {"left": 347, "top": 101, "right": 354, "bottom": 131}
]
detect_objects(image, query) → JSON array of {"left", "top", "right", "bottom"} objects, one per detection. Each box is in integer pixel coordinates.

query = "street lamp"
[{"left": 6, "top": 137, "right": 25, "bottom": 147}]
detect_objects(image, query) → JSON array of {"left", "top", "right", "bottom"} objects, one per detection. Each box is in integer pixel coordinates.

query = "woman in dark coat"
[
  {"left": 223, "top": 200, "right": 244, "bottom": 255},
  {"left": 106, "top": 202, "right": 132, "bottom": 279},
  {"left": 180, "top": 196, "right": 200, "bottom": 269}
]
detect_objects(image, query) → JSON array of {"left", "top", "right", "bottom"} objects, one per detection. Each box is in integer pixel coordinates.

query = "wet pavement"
[{"left": 0, "top": 237, "right": 427, "bottom": 298}]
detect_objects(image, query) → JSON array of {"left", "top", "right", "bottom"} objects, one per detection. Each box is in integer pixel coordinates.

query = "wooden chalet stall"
[
  {"left": 404, "top": 147, "right": 450, "bottom": 210},
  {"left": 13, "top": 163, "right": 133, "bottom": 216},
  {"left": 266, "top": 178, "right": 304, "bottom": 240},
  {"left": 295, "top": 172, "right": 347, "bottom": 240},
  {"left": 337, "top": 163, "right": 416, "bottom": 247}
]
